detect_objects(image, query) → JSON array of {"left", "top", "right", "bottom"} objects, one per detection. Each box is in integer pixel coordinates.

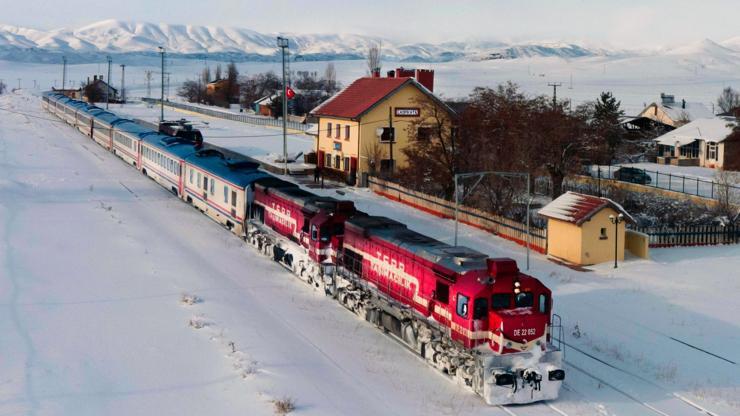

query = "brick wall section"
[{"left": 368, "top": 177, "right": 547, "bottom": 253}]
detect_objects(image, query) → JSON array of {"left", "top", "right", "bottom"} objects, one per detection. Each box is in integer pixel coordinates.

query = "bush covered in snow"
[{"left": 272, "top": 397, "right": 296, "bottom": 415}]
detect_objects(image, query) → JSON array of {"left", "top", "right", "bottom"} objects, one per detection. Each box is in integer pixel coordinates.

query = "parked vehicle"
[{"left": 613, "top": 167, "right": 652, "bottom": 184}]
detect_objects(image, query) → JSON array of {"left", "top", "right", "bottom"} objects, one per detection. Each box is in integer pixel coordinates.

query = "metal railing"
[
  {"left": 587, "top": 165, "right": 740, "bottom": 201},
  {"left": 141, "top": 98, "right": 310, "bottom": 132}
]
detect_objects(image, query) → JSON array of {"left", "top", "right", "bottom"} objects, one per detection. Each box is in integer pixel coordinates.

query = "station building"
[{"left": 310, "top": 68, "right": 455, "bottom": 184}]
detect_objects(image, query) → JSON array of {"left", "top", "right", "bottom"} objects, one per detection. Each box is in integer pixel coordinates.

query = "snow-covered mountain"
[
  {"left": 0, "top": 19, "right": 616, "bottom": 63},
  {"left": 0, "top": 19, "right": 738, "bottom": 64}
]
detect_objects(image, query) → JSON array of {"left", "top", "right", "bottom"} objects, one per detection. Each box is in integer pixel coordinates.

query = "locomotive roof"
[
  {"left": 186, "top": 149, "right": 272, "bottom": 188},
  {"left": 347, "top": 216, "right": 488, "bottom": 274},
  {"left": 256, "top": 181, "right": 345, "bottom": 212}
]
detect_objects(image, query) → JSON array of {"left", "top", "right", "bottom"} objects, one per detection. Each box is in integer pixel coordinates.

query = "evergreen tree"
[{"left": 593, "top": 91, "right": 625, "bottom": 160}]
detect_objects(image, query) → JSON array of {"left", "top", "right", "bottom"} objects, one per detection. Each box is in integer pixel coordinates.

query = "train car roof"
[
  {"left": 92, "top": 111, "right": 124, "bottom": 126},
  {"left": 116, "top": 120, "right": 157, "bottom": 138},
  {"left": 186, "top": 149, "right": 272, "bottom": 188},
  {"left": 347, "top": 215, "right": 488, "bottom": 274},
  {"left": 141, "top": 134, "right": 200, "bottom": 159}
]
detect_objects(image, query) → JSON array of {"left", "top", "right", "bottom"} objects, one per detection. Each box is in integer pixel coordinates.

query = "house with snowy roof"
[
  {"left": 638, "top": 93, "right": 714, "bottom": 127},
  {"left": 538, "top": 192, "right": 638, "bottom": 266},
  {"left": 654, "top": 116, "right": 739, "bottom": 169},
  {"left": 309, "top": 67, "right": 454, "bottom": 185}
]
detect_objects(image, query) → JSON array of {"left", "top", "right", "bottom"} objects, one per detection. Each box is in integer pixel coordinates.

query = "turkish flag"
[{"left": 286, "top": 86, "right": 296, "bottom": 100}]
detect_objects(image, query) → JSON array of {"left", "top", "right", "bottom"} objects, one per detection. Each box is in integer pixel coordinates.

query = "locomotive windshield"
[
  {"left": 491, "top": 293, "right": 511, "bottom": 310},
  {"left": 515, "top": 292, "right": 534, "bottom": 308}
]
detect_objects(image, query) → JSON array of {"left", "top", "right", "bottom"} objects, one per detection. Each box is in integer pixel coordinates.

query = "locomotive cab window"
[
  {"left": 515, "top": 292, "right": 534, "bottom": 308},
  {"left": 434, "top": 281, "right": 449, "bottom": 304},
  {"left": 456, "top": 294, "right": 469, "bottom": 318},
  {"left": 311, "top": 224, "right": 318, "bottom": 241},
  {"left": 538, "top": 294, "right": 548, "bottom": 314},
  {"left": 473, "top": 298, "right": 488, "bottom": 320},
  {"left": 492, "top": 293, "right": 511, "bottom": 310},
  {"left": 319, "top": 225, "right": 330, "bottom": 242}
]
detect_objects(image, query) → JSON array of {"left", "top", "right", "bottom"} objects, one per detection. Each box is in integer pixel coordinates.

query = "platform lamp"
[{"left": 608, "top": 213, "right": 625, "bottom": 269}]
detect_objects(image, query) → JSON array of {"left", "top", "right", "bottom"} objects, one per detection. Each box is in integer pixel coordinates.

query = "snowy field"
[
  {"left": 2, "top": 89, "right": 740, "bottom": 415},
  {"left": 3, "top": 48, "right": 740, "bottom": 114}
]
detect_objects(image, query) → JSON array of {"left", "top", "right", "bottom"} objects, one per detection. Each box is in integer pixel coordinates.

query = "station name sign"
[{"left": 394, "top": 107, "right": 420, "bottom": 117}]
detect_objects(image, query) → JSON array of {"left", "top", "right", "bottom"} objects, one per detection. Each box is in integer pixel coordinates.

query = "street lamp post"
[
  {"left": 608, "top": 213, "right": 625, "bottom": 268},
  {"left": 277, "top": 36, "right": 289, "bottom": 176}
]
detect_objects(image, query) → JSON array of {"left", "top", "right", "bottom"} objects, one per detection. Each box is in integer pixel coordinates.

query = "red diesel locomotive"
[{"left": 247, "top": 182, "right": 564, "bottom": 405}]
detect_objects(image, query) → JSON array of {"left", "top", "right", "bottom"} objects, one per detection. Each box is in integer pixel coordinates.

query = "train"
[{"left": 42, "top": 92, "right": 565, "bottom": 405}]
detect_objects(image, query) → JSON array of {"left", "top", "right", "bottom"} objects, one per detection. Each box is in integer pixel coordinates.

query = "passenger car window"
[
  {"left": 456, "top": 294, "right": 469, "bottom": 318},
  {"left": 515, "top": 292, "right": 534, "bottom": 308},
  {"left": 491, "top": 293, "right": 511, "bottom": 310}
]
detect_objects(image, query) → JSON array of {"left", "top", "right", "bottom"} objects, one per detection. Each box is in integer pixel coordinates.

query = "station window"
[
  {"left": 600, "top": 228, "right": 608, "bottom": 240},
  {"left": 344, "top": 157, "right": 350, "bottom": 172},
  {"left": 456, "top": 294, "right": 469, "bottom": 318},
  {"left": 334, "top": 155, "right": 340, "bottom": 168},
  {"left": 325, "top": 153, "right": 331, "bottom": 168},
  {"left": 326, "top": 123, "right": 332, "bottom": 137},
  {"left": 335, "top": 124, "right": 340, "bottom": 138},
  {"left": 345, "top": 125, "right": 350, "bottom": 140}
]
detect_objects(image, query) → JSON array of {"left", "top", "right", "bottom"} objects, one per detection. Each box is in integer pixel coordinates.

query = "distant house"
[
  {"left": 539, "top": 192, "right": 636, "bottom": 266},
  {"left": 206, "top": 79, "right": 239, "bottom": 107},
  {"left": 83, "top": 75, "right": 118, "bottom": 103},
  {"left": 51, "top": 87, "right": 82, "bottom": 100},
  {"left": 654, "top": 116, "right": 739, "bottom": 169},
  {"left": 253, "top": 93, "right": 278, "bottom": 117},
  {"left": 638, "top": 93, "right": 714, "bottom": 127}
]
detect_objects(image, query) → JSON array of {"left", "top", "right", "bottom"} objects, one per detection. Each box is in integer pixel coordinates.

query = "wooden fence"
[
  {"left": 368, "top": 177, "right": 547, "bottom": 253},
  {"left": 632, "top": 225, "right": 740, "bottom": 247}
]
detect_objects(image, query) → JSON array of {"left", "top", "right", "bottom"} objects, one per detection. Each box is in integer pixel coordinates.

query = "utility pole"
[
  {"left": 145, "top": 70, "right": 153, "bottom": 99},
  {"left": 277, "top": 36, "right": 289, "bottom": 175},
  {"left": 17, "top": 78, "right": 21, "bottom": 90},
  {"left": 158, "top": 47, "right": 165, "bottom": 122},
  {"left": 62, "top": 56, "right": 67, "bottom": 90},
  {"left": 120, "top": 64, "right": 126, "bottom": 104},
  {"left": 548, "top": 82, "right": 562, "bottom": 107},
  {"left": 105, "top": 56, "right": 112, "bottom": 109}
]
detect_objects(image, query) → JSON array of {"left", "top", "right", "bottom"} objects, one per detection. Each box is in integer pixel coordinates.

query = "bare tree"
[
  {"left": 0, "top": 80, "right": 6, "bottom": 95},
  {"left": 363, "top": 140, "right": 387, "bottom": 177},
  {"left": 717, "top": 87, "right": 740, "bottom": 114},
  {"left": 714, "top": 168, "right": 740, "bottom": 221},
  {"left": 324, "top": 62, "right": 338, "bottom": 94},
  {"left": 214, "top": 64, "right": 223, "bottom": 81},
  {"left": 366, "top": 41, "right": 382, "bottom": 74}
]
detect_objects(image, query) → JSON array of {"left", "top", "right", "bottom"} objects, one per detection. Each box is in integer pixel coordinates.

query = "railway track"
[{"left": 560, "top": 339, "right": 720, "bottom": 416}]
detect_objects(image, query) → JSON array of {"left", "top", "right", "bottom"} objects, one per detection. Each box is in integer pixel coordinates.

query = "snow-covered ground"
[{"left": 2, "top": 90, "right": 740, "bottom": 415}]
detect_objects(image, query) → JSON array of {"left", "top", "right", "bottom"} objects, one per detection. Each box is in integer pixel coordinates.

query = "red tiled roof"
[
  {"left": 538, "top": 192, "right": 634, "bottom": 225},
  {"left": 311, "top": 77, "right": 412, "bottom": 119}
]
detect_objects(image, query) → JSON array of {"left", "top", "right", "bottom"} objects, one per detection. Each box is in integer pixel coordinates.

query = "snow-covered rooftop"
[
  {"left": 538, "top": 191, "right": 635, "bottom": 225},
  {"left": 654, "top": 116, "right": 737, "bottom": 146}
]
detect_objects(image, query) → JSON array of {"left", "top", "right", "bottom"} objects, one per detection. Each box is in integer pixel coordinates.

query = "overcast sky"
[{"left": 2, "top": 0, "right": 738, "bottom": 48}]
